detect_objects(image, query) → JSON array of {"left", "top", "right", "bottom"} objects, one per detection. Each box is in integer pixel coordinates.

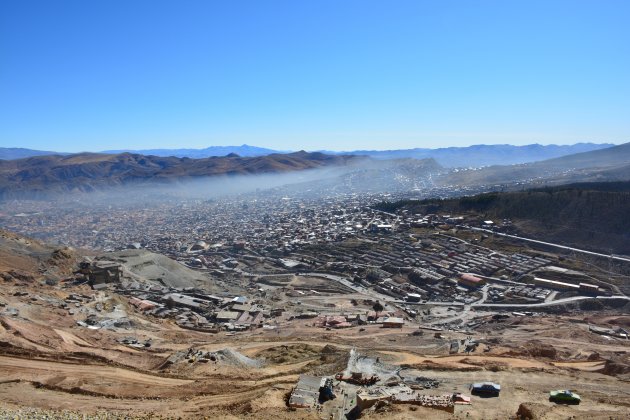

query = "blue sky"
[{"left": 1, "top": 0, "right": 629, "bottom": 152}]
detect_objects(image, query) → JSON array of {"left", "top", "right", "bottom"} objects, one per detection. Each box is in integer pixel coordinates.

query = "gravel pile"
[{"left": 214, "top": 348, "right": 264, "bottom": 368}]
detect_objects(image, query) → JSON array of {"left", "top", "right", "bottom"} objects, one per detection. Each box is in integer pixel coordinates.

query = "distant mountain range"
[
  {"left": 0, "top": 147, "right": 69, "bottom": 160},
  {"left": 101, "top": 144, "right": 282, "bottom": 158},
  {"left": 443, "top": 141, "right": 630, "bottom": 187},
  {"left": 2, "top": 142, "right": 628, "bottom": 200},
  {"left": 0, "top": 151, "right": 364, "bottom": 199},
  {"left": 0, "top": 143, "right": 615, "bottom": 167},
  {"left": 322, "top": 143, "right": 615, "bottom": 167},
  {"left": 0, "top": 144, "right": 278, "bottom": 160}
]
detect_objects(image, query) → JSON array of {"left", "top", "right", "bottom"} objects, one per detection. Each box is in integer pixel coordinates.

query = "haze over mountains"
[
  {"left": 101, "top": 144, "right": 281, "bottom": 159},
  {"left": 1, "top": 141, "right": 629, "bottom": 201},
  {"left": 323, "top": 143, "right": 615, "bottom": 167},
  {"left": 0, "top": 147, "right": 69, "bottom": 160},
  {"left": 0, "top": 142, "right": 613, "bottom": 167},
  {"left": 444, "top": 142, "right": 630, "bottom": 187},
  {"left": 0, "top": 151, "right": 365, "bottom": 199}
]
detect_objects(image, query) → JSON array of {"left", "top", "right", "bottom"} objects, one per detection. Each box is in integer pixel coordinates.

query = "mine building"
[
  {"left": 406, "top": 293, "right": 422, "bottom": 302},
  {"left": 80, "top": 259, "right": 122, "bottom": 286},
  {"left": 216, "top": 311, "right": 240, "bottom": 323},
  {"left": 288, "top": 375, "right": 334, "bottom": 409},
  {"left": 458, "top": 273, "right": 486, "bottom": 288},
  {"left": 382, "top": 317, "right": 405, "bottom": 328}
]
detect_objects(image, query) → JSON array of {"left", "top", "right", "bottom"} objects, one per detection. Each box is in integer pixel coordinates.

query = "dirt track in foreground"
[{"left": 1, "top": 337, "right": 629, "bottom": 419}]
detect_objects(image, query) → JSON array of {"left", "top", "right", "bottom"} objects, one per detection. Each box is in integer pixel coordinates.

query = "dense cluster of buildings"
[{"left": 1, "top": 185, "right": 605, "bottom": 317}]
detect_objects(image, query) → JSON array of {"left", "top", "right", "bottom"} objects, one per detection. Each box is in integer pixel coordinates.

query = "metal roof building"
[{"left": 288, "top": 375, "right": 325, "bottom": 408}]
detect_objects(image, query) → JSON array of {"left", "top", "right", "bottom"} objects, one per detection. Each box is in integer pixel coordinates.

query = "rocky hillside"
[
  {"left": 0, "top": 229, "right": 77, "bottom": 283},
  {"left": 375, "top": 181, "right": 630, "bottom": 255}
]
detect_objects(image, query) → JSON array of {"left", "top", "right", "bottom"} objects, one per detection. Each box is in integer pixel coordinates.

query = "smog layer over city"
[{"left": 1, "top": 1, "right": 629, "bottom": 419}]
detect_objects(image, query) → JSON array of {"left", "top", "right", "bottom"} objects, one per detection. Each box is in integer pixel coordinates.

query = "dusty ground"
[
  {"left": 1, "top": 230, "right": 629, "bottom": 419},
  {"left": 2, "top": 290, "right": 629, "bottom": 420}
]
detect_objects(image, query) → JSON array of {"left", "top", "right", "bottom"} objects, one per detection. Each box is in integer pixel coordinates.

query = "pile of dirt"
[
  {"left": 516, "top": 402, "right": 552, "bottom": 419},
  {"left": 459, "top": 357, "right": 509, "bottom": 372},
  {"left": 598, "top": 359, "right": 630, "bottom": 377},
  {"left": 307, "top": 347, "right": 349, "bottom": 377},
  {"left": 257, "top": 344, "right": 321, "bottom": 364},
  {"left": 523, "top": 340, "right": 557, "bottom": 359},
  {"left": 410, "top": 360, "right": 482, "bottom": 372},
  {"left": 321, "top": 344, "right": 341, "bottom": 354},
  {"left": 244, "top": 388, "right": 291, "bottom": 413},
  {"left": 252, "top": 344, "right": 347, "bottom": 376}
]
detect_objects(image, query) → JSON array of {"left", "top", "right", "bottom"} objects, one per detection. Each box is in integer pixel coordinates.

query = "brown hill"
[
  {"left": 0, "top": 151, "right": 364, "bottom": 198},
  {"left": 0, "top": 229, "right": 77, "bottom": 283}
]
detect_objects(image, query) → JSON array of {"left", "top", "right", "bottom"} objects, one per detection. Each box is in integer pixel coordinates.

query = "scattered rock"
[{"left": 598, "top": 359, "right": 630, "bottom": 377}]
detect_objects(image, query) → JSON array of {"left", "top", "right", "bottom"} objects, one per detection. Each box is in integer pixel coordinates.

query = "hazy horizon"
[{"left": 0, "top": 140, "right": 624, "bottom": 155}]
